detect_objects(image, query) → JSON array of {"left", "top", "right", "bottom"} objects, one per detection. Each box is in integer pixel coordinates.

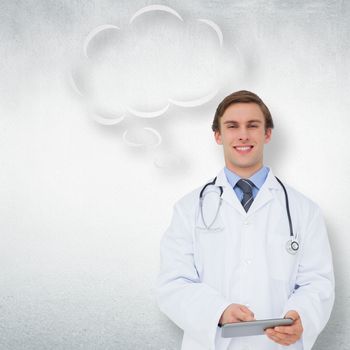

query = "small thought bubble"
[{"left": 122, "top": 127, "right": 161, "bottom": 148}]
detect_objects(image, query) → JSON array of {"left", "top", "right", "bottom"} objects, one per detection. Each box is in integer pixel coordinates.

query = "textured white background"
[{"left": 0, "top": 1, "right": 349, "bottom": 349}]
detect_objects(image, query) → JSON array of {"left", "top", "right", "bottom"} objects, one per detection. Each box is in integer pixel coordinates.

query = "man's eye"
[
  {"left": 227, "top": 125, "right": 237, "bottom": 128},
  {"left": 249, "top": 124, "right": 258, "bottom": 128}
]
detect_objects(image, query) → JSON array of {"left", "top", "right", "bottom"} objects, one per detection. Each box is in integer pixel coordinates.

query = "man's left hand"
[{"left": 265, "top": 310, "right": 303, "bottom": 346}]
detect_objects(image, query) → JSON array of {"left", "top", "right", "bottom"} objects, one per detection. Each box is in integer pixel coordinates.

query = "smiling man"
[
  {"left": 214, "top": 101, "right": 272, "bottom": 178},
  {"left": 157, "top": 90, "right": 334, "bottom": 350}
]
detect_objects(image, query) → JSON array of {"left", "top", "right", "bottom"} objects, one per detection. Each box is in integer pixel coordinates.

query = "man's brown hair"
[{"left": 212, "top": 90, "right": 274, "bottom": 132}]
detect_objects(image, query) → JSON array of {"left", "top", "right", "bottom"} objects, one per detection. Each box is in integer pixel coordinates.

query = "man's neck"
[{"left": 225, "top": 164, "right": 263, "bottom": 178}]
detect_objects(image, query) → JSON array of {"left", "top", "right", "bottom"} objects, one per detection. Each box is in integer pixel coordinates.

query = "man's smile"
[{"left": 234, "top": 145, "right": 254, "bottom": 154}]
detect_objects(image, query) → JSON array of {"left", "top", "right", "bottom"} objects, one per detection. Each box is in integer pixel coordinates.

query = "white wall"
[{"left": 0, "top": 1, "right": 349, "bottom": 349}]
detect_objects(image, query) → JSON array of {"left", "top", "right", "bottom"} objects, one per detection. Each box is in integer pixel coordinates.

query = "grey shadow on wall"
[
  {"left": 264, "top": 123, "right": 342, "bottom": 349},
  {"left": 263, "top": 122, "right": 286, "bottom": 171}
]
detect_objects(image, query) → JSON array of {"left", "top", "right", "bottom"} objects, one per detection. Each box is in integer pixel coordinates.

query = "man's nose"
[{"left": 238, "top": 127, "right": 249, "bottom": 141}]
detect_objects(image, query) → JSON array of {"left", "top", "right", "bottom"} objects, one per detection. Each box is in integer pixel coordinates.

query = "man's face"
[{"left": 214, "top": 103, "right": 272, "bottom": 177}]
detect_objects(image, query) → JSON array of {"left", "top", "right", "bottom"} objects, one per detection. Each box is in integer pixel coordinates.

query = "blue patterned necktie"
[{"left": 236, "top": 179, "right": 255, "bottom": 212}]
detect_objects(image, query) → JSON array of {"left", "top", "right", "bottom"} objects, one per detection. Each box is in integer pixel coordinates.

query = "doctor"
[{"left": 156, "top": 90, "right": 334, "bottom": 350}]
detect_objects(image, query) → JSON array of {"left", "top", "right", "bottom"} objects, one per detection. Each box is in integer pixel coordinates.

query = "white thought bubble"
[
  {"left": 69, "top": 5, "right": 243, "bottom": 169},
  {"left": 72, "top": 4, "right": 233, "bottom": 122}
]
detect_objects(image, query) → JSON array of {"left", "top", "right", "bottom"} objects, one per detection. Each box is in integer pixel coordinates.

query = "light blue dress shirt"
[{"left": 224, "top": 166, "right": 270, "bottom": 202}]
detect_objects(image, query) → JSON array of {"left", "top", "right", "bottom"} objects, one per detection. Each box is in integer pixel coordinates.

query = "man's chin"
[{"left": 231, "top": 162, "right": 256, "bottom": 169}]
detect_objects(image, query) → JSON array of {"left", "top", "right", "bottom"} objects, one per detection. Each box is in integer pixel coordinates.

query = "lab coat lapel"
[
  {"left": 247, "top": 169, "right": 281, "bottom": 215},
  {"left": 215, "top": 168, "right": 282, "bottom": 216},
  {"left": 215, "top": 169, "right": 246, "bottom": 215}
]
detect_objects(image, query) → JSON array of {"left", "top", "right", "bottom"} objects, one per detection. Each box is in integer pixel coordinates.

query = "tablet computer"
[{"left": 221, "top": 318, "right": 293, "bottom": 338}]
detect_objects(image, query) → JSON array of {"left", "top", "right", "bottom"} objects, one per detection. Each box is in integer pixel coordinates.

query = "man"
[{"left": 156, "top": 90, "right": 334, "bottom": 350}]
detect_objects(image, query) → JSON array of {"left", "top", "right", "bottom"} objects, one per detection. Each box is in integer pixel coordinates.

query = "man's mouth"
[{"left": 234, "top": 145, "right": 254, "bottom": 154}]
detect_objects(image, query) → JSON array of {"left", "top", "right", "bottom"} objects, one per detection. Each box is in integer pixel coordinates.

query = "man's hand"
[
  {"left": 265, "top": 310, "right": 303, "bottom": 346},
  {"left": 219, "top": 304, "right": 255, "bottom": 326}
]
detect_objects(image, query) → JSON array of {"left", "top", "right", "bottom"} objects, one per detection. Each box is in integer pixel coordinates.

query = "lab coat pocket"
[
  {"left": 194, "top": 225, "right": 228, "bottom": 286},
  {"left": 267, "top": 234, "right": 299, "bottom": 282}
]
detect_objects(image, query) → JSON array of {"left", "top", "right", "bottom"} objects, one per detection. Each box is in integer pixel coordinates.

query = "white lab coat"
[{"left": 156, "top": 168, "right": 334, "bottom": 350}]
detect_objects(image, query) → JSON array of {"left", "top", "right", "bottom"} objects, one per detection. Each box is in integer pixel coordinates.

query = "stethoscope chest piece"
[{"left": 286, "top": 239, "right": 299, "bottom": 255}]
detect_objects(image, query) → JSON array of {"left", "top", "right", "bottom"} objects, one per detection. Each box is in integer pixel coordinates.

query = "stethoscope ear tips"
[{"left": 286, "top": 239, "right": 299, "bottom": 255}]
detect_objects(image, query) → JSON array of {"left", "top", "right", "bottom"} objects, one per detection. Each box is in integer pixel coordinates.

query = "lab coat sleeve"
[
  {"left": 156, "top": 201, "right": 231, "bottom": 350},
  {"left": 282, "top": 206, "right": 335, "bottom": 350}
]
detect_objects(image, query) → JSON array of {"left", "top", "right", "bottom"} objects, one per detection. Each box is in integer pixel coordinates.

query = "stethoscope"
[{"left": 199, "top": 176, "right": 300, "bottom": 255}]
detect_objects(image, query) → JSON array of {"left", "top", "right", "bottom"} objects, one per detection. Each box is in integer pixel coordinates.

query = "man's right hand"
[{"left": 219, "top": 304, "right": 255, "bottom": 326}]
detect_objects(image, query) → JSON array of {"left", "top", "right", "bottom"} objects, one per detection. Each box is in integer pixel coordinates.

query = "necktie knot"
[
  {"left": 236, "top": 179, "right": 255, "bottom": 212},
  {"left": 236, "top": 179, "right": 254, "bottom": 194}
]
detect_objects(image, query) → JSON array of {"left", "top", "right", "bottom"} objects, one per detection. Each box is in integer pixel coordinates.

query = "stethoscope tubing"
[{"left": 274, "top": 176, "right": 294, "bottom": 238}]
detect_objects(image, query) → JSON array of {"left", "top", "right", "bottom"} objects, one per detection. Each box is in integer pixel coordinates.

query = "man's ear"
[
  {"left": 264, "top": 128, "right": 272, "bottom": 144},
  {"left": 214, "top": 130, "right": 222, "bottom": 145}
]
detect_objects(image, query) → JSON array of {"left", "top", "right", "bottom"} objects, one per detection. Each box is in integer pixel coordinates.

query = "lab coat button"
[{"left": 246, "top": 259, "right": 252, "bottom": 265}]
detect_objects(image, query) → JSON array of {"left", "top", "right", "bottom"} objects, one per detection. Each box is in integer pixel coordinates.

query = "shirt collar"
[{"left": 224, "top": 166, "right": 270, "bottom": 189}]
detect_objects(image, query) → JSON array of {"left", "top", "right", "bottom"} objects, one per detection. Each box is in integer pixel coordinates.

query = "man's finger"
[
  {"left": 237, "top": 306, "right": 254, "bottom": 321},
  {"left": 275, "top": 326, "right": 297, "bottom": 335},
  {"left": 284, "top": 310, "right": 299, "bottom": 321},
  {"left": 266, "top": 330, "right": 296, "bottom": 344},
  {"left": 238, "top": 312, "right": 254, "bottom": 321},
  {"left": 239, "top": 305, "right": 252, "bottom": 313},
  {"left": 239, "top": 306, "right": 254, "bottom": 316}
]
